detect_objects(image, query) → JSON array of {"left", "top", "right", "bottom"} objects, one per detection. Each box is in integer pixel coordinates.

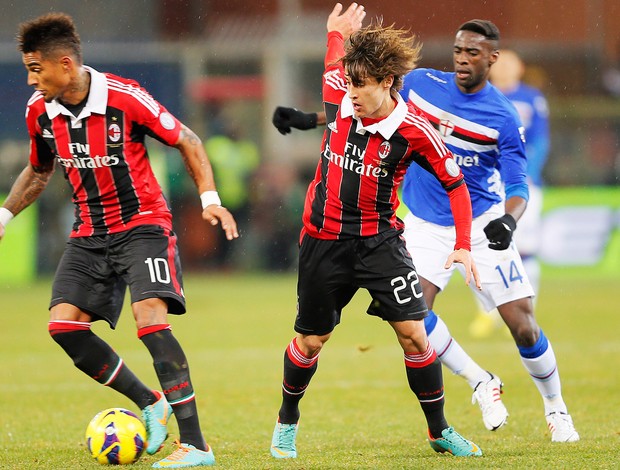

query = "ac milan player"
[
  {"left": 273, "top": 18, "right": 579, "bottom": 444},
  {"left": 269, "top": 3, "right": 482, "bottom": 460},
  {"left": 0, "top": 12, "right": 238, "bottom": 468}
]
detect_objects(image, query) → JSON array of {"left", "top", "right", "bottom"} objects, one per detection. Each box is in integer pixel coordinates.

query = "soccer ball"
[{"left": 85, "top": 408, "right": 146, "bottom": 465}]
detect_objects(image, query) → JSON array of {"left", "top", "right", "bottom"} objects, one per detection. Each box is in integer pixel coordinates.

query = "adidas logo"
[
  {"left": 327, "top": 120, "right": 338, "bottom": 133},
  {"left": 42, "top": 129, "right": 53, "bottom": 138}
]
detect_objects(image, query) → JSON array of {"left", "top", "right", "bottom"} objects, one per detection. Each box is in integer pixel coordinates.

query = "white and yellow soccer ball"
[{"left": 85, "top": 408, "right": 146, "bottom": 465}]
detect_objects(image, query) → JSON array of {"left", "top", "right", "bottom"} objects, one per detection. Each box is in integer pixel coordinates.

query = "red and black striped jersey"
[
  {"left": 302, "top": 31, "right": 472, "bottom": 248},
  {"left": 26, "top": 66, "right": 181, "bottom": 237}
]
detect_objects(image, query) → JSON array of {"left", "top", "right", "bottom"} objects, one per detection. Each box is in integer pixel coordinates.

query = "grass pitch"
[{"left": 1, "top": 270, "right": 618, "bottom": 469}]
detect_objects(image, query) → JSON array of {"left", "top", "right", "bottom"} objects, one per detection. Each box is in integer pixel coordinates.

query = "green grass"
[{"left": 1, "top": 270, "right": 619, "bottom": 469}]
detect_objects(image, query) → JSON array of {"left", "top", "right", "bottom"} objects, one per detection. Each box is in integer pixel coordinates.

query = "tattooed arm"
[
  {"left": 0, "top": 162, "right": 54, "bottom": 241},
  {"left": 175, "top": 125, "right": 217, "bottom": 194},
  {"left": 174, "top": 125, "right": 238, "bottom": 240}
]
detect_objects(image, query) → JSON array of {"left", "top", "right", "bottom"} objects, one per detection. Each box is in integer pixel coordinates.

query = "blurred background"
[{"left": 0, "top": 0, "right": 618, "bottom": 282}]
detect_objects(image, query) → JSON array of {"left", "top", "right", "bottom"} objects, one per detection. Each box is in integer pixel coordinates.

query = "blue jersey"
[
  {"left": 399, "top": 68, "right": 528, "bottom": 226},
  {"left": 501, "top": 83, "right": 549, "bottom": 187}
]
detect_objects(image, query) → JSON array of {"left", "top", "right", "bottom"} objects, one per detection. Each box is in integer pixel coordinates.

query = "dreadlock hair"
[
  {"left": 17, "top": 12, "right": 82, "bottom": 63},
  {"left": 343, "top": 22, "right": 422, "bottom": 93}
]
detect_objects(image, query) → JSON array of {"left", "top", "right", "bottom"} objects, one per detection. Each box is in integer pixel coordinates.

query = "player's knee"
[
  {"left": 511, "top": 322, "right": 539, "bottom": 347},
  {"left": 132, "top": 297, "right": 169, "bottom": 327},
  {"left": 393, "top": 321, "right": 428, "bottom": 353},
  {"left": 404, "top": 332, "right": 429, "bottom": 353},
  {"left": 501, "top": 299, "right": 537, "bottom": 341},
  {"left": 297, "top": 334, "right": 329, "bottom": 356}
]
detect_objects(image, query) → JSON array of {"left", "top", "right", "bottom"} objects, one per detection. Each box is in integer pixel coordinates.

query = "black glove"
[
  {"left": 483, "top": 214, "right": 517, "bottom": 250},
  {"left": 272, "top": 106, "right": 318, "bottom": 135}
]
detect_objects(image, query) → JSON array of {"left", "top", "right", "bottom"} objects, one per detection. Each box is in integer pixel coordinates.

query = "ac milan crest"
[
  {"left": 378, "top": 141, "right": 391, "bottom": 159},
  {"left": 108, "top": 123, "right": 121, "bottom": 142}
]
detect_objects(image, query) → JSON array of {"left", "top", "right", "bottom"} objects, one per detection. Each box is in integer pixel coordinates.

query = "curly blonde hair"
[{"left": 343, "top": 23, "right": 422, "bottom": 92}]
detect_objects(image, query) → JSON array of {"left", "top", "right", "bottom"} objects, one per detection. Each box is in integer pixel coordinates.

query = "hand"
[
  {"left": 272, "top": 107, "right": 318, "bottom": 135},
  {"left": 483, "top": 214, "right": 517, "bottom": 250},
  {"left": 326, "top": 2, "right": 366, "bottom": 38},
  {"left": 202, "top": 205, "right": 239, "bottom": 241},
  {"left": 444, "top": 248, "right": 481, "bottom": 290}
]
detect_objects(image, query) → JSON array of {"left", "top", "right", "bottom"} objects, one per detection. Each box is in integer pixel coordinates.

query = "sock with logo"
[
  {"left": 49, "top": 320, "right": 155, "bottom": 408},
  {"left": 518, "top": 329, "right": 568, "bottom": 414},
  {"left": 139, "top": 325, "right": 206, "bottom": 450},
  {"left": 404, "top": 343, "right": 449, "bottom": 438},
  {"left": 278, "top": 337, "right": 319, "bottom": 424}
]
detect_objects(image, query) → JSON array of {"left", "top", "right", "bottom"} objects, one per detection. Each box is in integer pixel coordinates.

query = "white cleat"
[
  {"left": 472, "top": 372, "right": 509, "bottom": 431},
  {"left": 546, "top": 412, "right": 580, "bottom": 442}
]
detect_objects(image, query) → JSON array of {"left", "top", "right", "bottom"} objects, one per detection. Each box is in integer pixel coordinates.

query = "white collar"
[
  {"left": 339, "top": 92, "right": 408, "bottom": 140},
  {"left": 45, "top": 65, "right": 108, "bottom": 123}
]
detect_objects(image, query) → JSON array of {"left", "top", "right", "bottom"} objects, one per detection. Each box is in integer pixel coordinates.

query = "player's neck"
[
  {"left": 373, "top": 95, "right": 396, "bottom": 119},
  {"left": 457, "top": 80, "right": 488, "bottom": 95},
  {"left": 59, "top": 68, "right": 91, "bottom": 106}
]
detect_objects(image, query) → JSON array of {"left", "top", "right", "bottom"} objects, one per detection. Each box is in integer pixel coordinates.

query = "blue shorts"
[
  {"left": 295, "top": 230, "right": 428, "bottom": 336},
  {"left": 50, "top": 225, "right": 186, "bottom": 328}
]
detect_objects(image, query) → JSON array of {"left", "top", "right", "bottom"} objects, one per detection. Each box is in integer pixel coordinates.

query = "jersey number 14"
[{"left": 494, "top": 261, "right": 524, "bottom": 289}]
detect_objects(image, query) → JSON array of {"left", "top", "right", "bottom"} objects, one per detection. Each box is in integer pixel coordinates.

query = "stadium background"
[{"left": 0, "top": 0, "right": 618, "bottom": 281}]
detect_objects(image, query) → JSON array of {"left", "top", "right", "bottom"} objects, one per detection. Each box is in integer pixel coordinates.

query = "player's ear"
[
  {"left": 383, "top": 75, "right": 394, "bottom": 89},
  {"left": 59, "top": 55, "right": 79, "bottom": 74},
  {"left": 489, "top": 49, "right": 499, "bottom": 67},
  {"left": 59, "top": 56, "right": 72, "bottom": 72}
]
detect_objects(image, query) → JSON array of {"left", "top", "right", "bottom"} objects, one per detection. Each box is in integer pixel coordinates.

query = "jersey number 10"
[{"left": 145, "top": 257, "right": 171, "bottom": 284}]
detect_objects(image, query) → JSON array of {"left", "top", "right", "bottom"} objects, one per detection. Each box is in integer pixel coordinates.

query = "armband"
[
  {"left": 200, "top": 191, "right": 221, "bottom": 209},
  {"left": 0, "top": 207, "right": 14, "bottom": 227}
]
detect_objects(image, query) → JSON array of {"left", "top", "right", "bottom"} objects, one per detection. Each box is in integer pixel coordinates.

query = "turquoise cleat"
[
  {"left": 142, "top": 391, "right": 173, "bottom": 455},
  {"left": 270, "top": 420, "right": 298, "bottom": 459},
  {"left": 428, "top": 426, "right": 482, "bottom": 457}
]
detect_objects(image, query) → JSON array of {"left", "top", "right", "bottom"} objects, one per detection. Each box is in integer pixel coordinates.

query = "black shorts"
[
  {"left": 51, "top": 225, "right": 185, "bottom": 328},
  {"left": 295, "top": 230, "right": 428, "bottom": 336}
]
